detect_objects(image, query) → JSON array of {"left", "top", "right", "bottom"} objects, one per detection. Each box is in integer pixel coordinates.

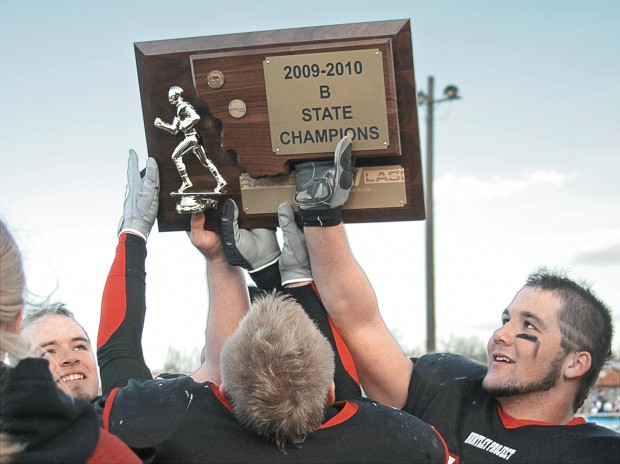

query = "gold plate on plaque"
[
  {"left": 240, "top": 165, "right": 406, "bottom": 214},
  {"left": 263, "top": 49, "right": 390, "bottom": 156}
]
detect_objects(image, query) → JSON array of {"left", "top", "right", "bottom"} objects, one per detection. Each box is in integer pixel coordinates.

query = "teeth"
[
  {"left": 495, "top": 356, "right": 513, "bottom": 363},
  {"left": 61, "top": 373, "right": 84, "bottom": 382}
]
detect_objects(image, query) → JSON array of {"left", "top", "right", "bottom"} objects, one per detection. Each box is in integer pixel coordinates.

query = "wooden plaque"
[{"left": 134, "top": 19, "right": 424, "bottom": 231}]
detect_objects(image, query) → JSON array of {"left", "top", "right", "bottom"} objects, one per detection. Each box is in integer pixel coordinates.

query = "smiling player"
[
  {"left": 295, "top": 136, "right": 620, "bottom": 462},
  {"left": 21, "top": 303, "right": 100, "bottom": 401}
]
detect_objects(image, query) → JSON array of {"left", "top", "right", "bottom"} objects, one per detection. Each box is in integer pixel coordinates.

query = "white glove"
[
  {"left": 221, "top": 198, "right": 280, "bottom": 272},
  {"left": 277, "top": 202, "right": 312, "bottom": 285},
  {"left": 118, "top": 150, "right": 160, "bottom": 240}
]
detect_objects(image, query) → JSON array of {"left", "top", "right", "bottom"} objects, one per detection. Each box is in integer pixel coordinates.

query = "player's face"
[
  {"left": 21, "top": 314, "right": 99, "bottom": 401},
  {"left": 483, "top": 287, "right": 569, "bottom": 398},
  {"left": 169, "top": 93, "right": 180, "bottom": 105}
]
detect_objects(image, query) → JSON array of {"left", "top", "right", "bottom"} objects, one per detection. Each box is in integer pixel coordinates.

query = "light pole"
[{"left": 417, "top": 76, "right": 461, "bottom": 353}]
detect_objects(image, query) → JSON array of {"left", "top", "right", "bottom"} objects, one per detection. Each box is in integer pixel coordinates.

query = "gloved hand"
[
  {"left": 294, "top": 135, "right": 355, "bottom": 226},
  {"left": 118, "top": 150, "right": 160, "bottom": 240},
  {"left": 277, "top": 203, "right": 312, "bottom": 285},
  {"left": 221, "top": 198, "right": 280, "bottom": 272}
]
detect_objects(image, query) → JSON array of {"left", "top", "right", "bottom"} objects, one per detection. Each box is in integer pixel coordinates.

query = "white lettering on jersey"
[{"left": 464, "top": 432, "right": 517, "bottom": 460}]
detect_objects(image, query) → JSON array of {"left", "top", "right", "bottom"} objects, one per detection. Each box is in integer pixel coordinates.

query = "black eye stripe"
[{"left": 516, "top": 333, "right": 538, "bottom": 343}]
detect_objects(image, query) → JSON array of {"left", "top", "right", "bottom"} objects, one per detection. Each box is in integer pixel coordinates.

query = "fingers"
[
  {"left": 143, "top": 157, "right": 160, "bottom": 190},
  {"left": 334, "top": 135, "right": 352, "bottom": 157},
  {"left": 223, "top": 198, "right": 243, "bottom": 242},
  {"left": 190, "top": 212, "right": 205, "bottom": 233},
  {"left": 221, "top": 198, "right": 238, "bottom": 247},
  {"left": 188, "top": 212, "right": 205, "bottom": 248},
  {"left": 127, "top": 149, "right": 141, "bottom": 183},
  {"left": 188, "top": 212, "right": 224, "bottom": 259},
  {"left": 277, "top": 202, "right": 296, "bottom": 229},
  {"left": 279, "top": 202, "right": 307, "bottom": 260},
  {"left": 221, "top": 198, "right": 236, "bottom": 224},
  {"left": 221, "top": 199, "right": 249, "bottom": 267}
]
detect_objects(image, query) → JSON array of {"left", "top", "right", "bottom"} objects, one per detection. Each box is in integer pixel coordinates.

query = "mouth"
[
  {"left": 60, "top": 373, "right": 85, "bottom": 383},
  {"left": 492, "top": 354, "right": 515, "bottom": 364}
]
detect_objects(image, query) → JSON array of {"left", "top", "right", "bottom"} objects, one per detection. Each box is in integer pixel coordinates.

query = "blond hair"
[
  {"left": 0, "top": 220, "right": 26, "bottom": 460},
  {"left": 0, "top": 220, "right": 25, "bottom": 337},
  {"left": 220, "top": 292, "right": 335, "bottom": 452}
]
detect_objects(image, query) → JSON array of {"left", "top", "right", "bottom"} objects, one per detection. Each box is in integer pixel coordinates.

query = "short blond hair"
[{"left": 220, "top": 292, "right": 335, "bottom": 452}]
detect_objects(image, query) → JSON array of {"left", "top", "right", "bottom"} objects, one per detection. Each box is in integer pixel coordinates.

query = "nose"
[
  {"left": 59, "top": 348, "right": 80, "bottom": 366},
  {"left": 492, "top": 321, "right": 514, "bottom": 346}
]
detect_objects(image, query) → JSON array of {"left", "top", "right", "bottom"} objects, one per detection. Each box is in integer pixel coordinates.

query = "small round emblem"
[
  {"left": 229, "top": 99, "right": 247, "bottom": 119},
  {"left": 207, "top": 70, "right": 224, "bottom": 89}
]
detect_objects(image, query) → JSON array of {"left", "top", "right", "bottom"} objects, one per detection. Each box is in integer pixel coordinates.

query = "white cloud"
[
  {"left": 573, "top": 242, "right": 620, "bottom": 266},
  {"left": 435, "top": 169, "right": 570, "bottom": 202}
]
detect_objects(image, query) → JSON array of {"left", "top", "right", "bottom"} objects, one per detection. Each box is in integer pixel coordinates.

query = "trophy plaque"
[{"left": 135, "top": 19, "right": 424, "bottom": 231}]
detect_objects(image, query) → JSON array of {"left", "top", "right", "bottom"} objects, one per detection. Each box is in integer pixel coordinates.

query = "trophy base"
[{"left": 171, "top": 192, "right": 224, "bottom": 214}]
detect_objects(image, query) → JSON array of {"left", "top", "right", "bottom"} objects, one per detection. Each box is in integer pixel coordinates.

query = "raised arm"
[
  {"left": 97, "top": 150, "right": 159, "bottom": 395},
  {"left": 217, "top": 198, "right": 362, "bottom": 401},
  {"left": 278, "top": 202, "right": 362, "bottom": 401},
  {"left": 188, "top": 211, "right": 251, "bottom": 384},
  {"left": 295, "top": 136, "right": 413, "bottom": 408}
]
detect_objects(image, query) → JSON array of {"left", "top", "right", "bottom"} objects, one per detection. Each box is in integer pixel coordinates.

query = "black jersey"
[
  {"left": 96, "top": 374, "right": 447, "bottom": 463},
  {"left": 404, "top": 353, "right": 619, "bottom": 463},
  {"left": 97, "top": 234, "right": 361, "bottom": 401}
]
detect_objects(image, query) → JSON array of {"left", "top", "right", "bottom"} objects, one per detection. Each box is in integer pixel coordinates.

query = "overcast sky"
[{"left": 1, "top": 0, "right": 618, "bottom": 371}]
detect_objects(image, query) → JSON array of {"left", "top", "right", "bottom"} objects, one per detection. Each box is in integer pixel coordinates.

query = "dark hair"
[{"left": 524, "top": 268, "right": 613, "bottom": 411}]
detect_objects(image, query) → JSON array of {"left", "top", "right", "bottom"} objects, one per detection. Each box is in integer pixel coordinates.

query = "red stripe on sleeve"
[
  {"left": 102, "top": 387, "right": 121, "bottom": 430},
  {"left": 310, "top": 281, "right": 360, "bottom": 383},
  {"left": 328, "top": 317, "right": 360, "bottom": 383},
  {"left": 319, "top": 401, "right": 359, "bottom": 429},
  {"left": 97, "top": 235, "right": 128, "bottom": 349}
]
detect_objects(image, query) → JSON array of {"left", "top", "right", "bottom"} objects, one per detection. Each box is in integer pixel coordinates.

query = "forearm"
[
  {"left": 97, "top": 233, "right": 152, "bottom": 396},
  {"left": 304, "top": 224, "right": 379, "bottom": 329},
  {"left": 304, "top": 224, "right": 412, "bottom": 407},
  {"left": 193, "top": 253, "right": 250, "bottom": 384}
]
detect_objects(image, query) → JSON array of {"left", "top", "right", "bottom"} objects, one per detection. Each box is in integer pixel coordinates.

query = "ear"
[
  {"left": 564, "top": 351, "right": 591, "bottom": 380},
  {"left": 325, "top": 381, "right": 336, "bottom": 406}
]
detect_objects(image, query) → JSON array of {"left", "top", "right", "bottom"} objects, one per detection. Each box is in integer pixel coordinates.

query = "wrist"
[
  {"left": 248, "top": 256, "right": 280, "bottom": 273},
  {"left": 203, "top": 247, "right": 227, "bottom": 263},
  {"left": 299, "top": 207, "right": 343, "bottom": 227},
  {"left": 120, "top": 228, "right": 148, "bottom": 242},
  {"left": 283, "top": 278, "right": 314, "bottom": 288},
  {"left": 249, "top": 261, "right": 283, "bottom": 292}
]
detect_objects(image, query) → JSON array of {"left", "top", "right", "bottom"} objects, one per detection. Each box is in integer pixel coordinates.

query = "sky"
[{"left": 1, "top": 0, "right": 619, "bottom": 372}]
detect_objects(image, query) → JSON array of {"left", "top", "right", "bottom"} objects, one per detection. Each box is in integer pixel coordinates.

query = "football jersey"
[
  {"left": 405, "top": 353, "right": 619, "bottom": 463},
  {"left": 96, "top": 374, "right": 447, "bottom": 463}
]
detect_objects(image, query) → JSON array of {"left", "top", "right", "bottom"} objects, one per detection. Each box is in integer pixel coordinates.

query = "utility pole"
[{"left": 417, "top": 76, "right": 461, "bottom": 353}]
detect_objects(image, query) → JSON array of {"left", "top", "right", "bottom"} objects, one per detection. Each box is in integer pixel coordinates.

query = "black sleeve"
[
  {"left": 284, "top": 284, "right": 362, "bottom": 401},
  {"left": 247, "top": 260, "right": 283, "bottom": 293},
  {"left": 97, "top": 233, "right": 152, "bottom": 396}
]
